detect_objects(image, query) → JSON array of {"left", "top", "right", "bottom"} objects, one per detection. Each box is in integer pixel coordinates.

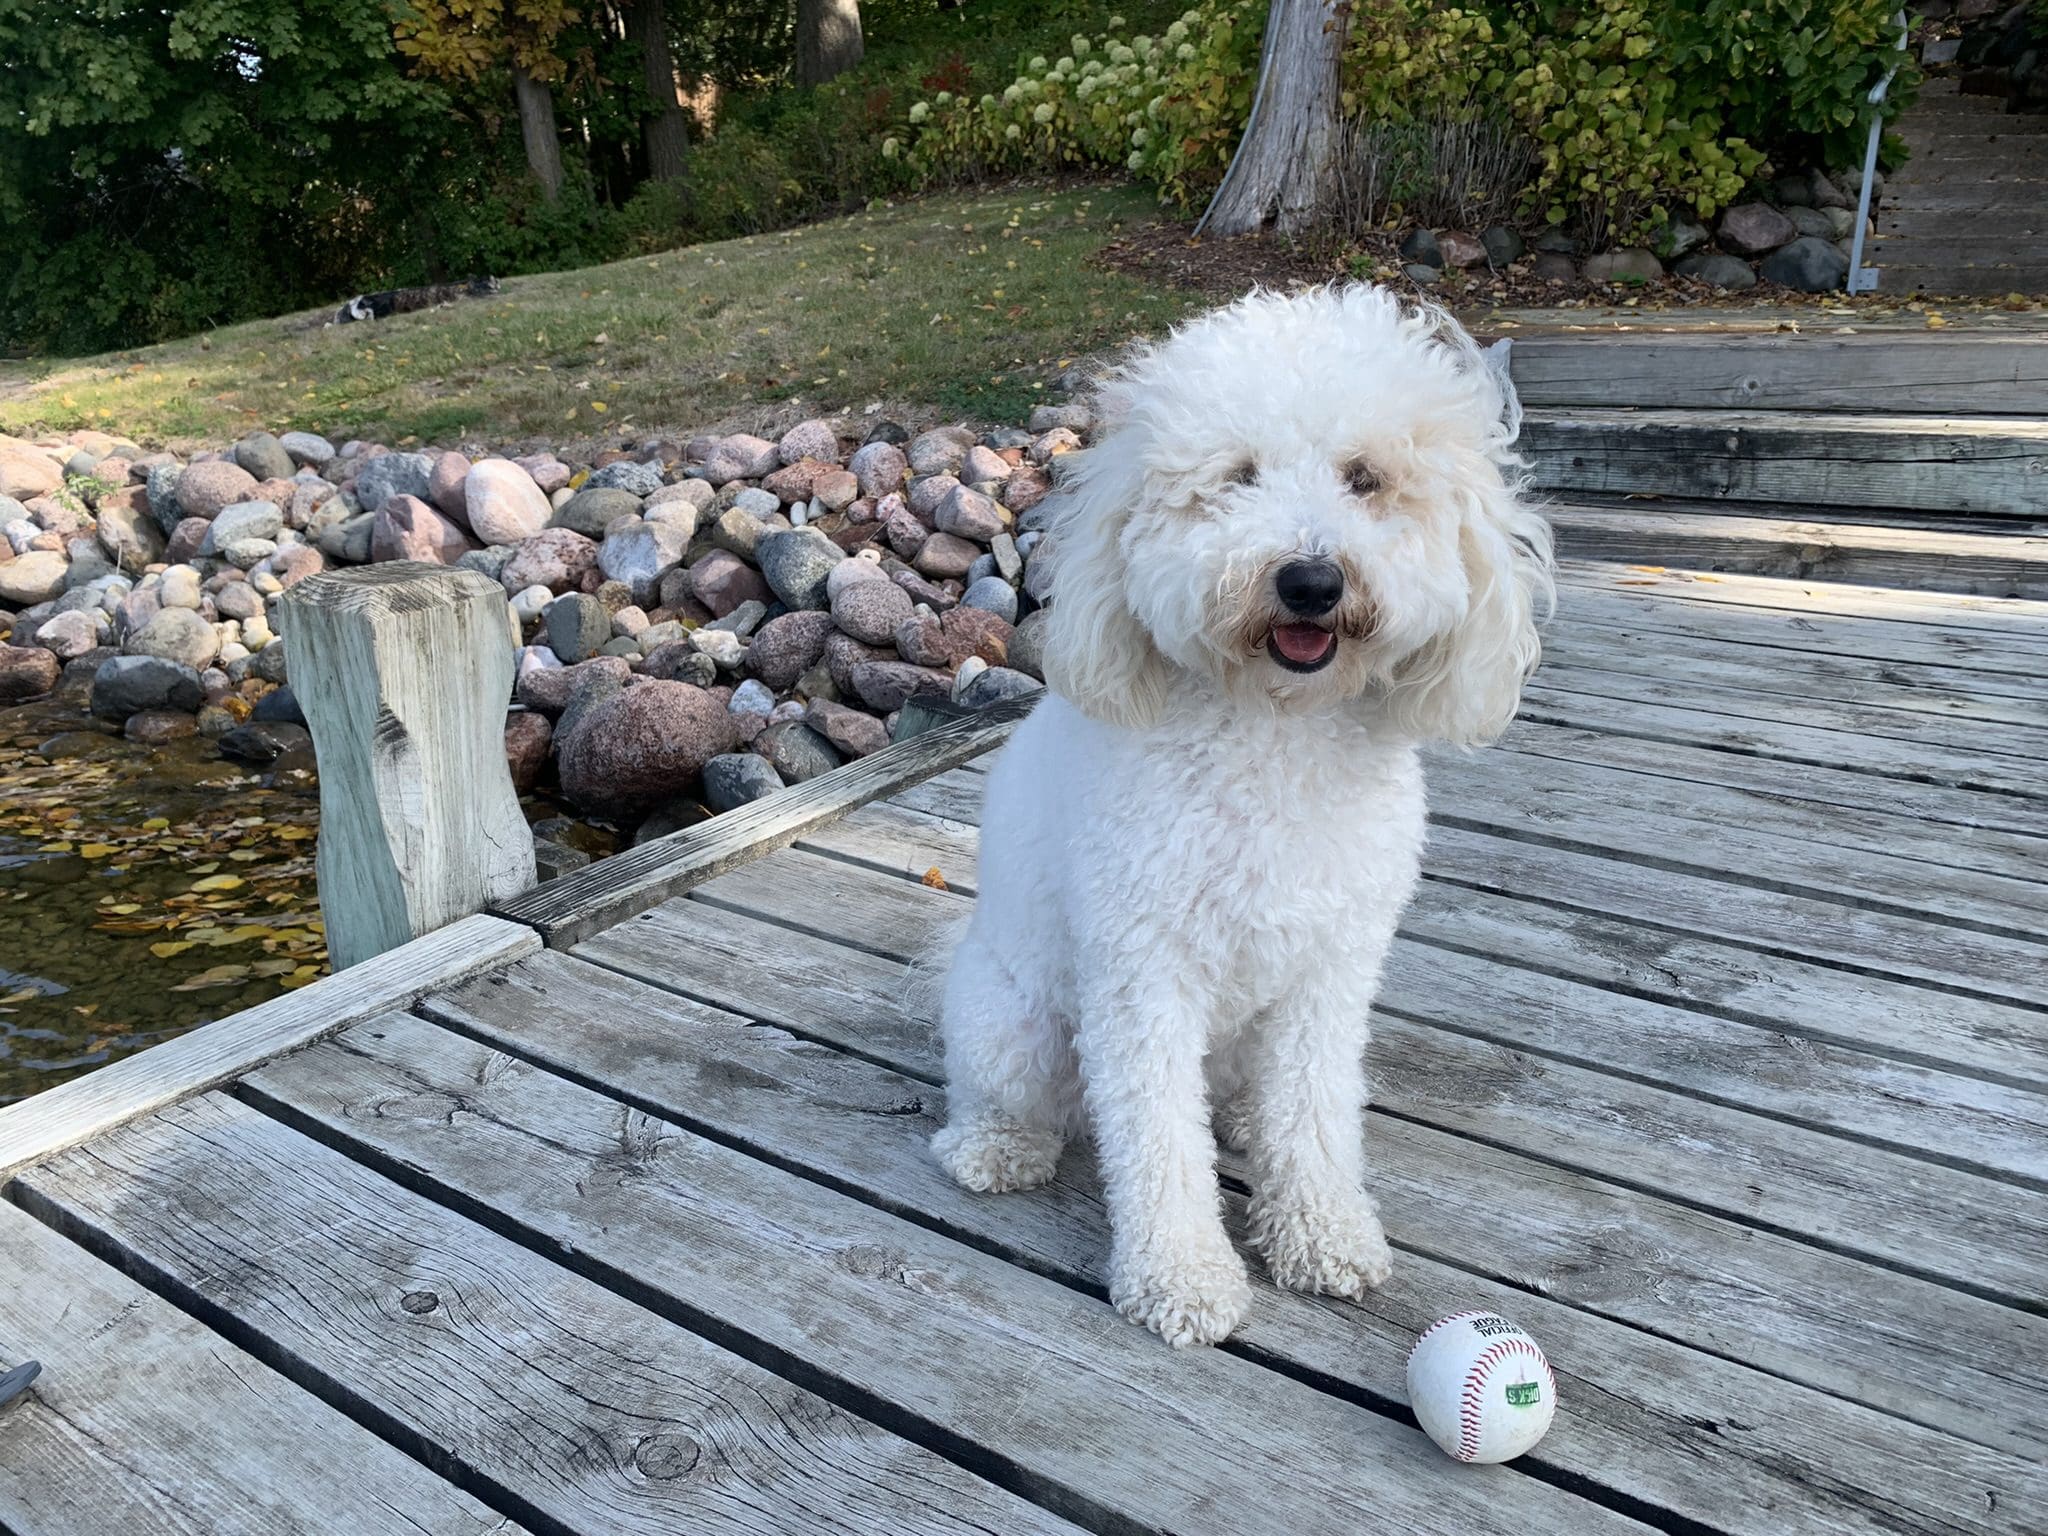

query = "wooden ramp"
[{"left": 3, "top": 566, "right": 2045, "bottom": 1534}]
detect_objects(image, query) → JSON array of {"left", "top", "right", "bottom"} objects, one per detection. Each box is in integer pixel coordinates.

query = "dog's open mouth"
[{"left": 1268, "top": 623, "right": 1336, "bottom": 673}]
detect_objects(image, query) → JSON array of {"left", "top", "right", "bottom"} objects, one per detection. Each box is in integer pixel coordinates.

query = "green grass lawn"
[{"left": 0, "top": 183, "right": 1200, "bottom": 451}]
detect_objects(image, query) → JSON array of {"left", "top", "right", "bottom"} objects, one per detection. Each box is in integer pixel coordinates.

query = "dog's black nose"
[{"left": 1275, "top": 559, "right": 1343, "bottom": 617}]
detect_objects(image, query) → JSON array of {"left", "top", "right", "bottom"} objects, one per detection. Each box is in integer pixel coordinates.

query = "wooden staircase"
[
  {"left": 1501, "top": 326, "right": 2048, "bottom": 597},
  {"left": 1872, "top": 79, "right": 2048, "bottom": 296}
]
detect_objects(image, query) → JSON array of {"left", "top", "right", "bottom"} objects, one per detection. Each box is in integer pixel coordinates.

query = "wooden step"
[
  {"left": 1874, "top": 263, "right": 2048, "bottom": 296},
  {"left": 1498, "top": 333, "right": 2048, "bottom": 415},
  {"left": 1545, "top": 502, "right": 2048, "bottom": 597},
  {"left": 1520, "top": 409, "right": 2048, "bottom": 517}
]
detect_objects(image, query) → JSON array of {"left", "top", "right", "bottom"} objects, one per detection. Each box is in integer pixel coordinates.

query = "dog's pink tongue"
[{"left": 1272, "top": 624, "right": 1335, "bottom": 664}]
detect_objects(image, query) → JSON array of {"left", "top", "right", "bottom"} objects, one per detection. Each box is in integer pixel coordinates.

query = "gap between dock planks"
[
  {"left": 407, "top": 947, "right": 2046, "bottom": 1536},
  {"left": 12, "top": 1093, "right": 1078, "bottom": 1536},
  {"left": 210, "top": 1020, "right": 1653, "bottom": 1536},
  {"left": 490, "top": 692, "right": 1034, "bottom": 949},
  {"left": 0, "top": 1201, "right": 524, "bottom": 1536},
  {"left": 0, "top": 911, "right": 539, "bottom": 1180},
  {"left": 567, "top": 890, "right": 2048, "bottom": 1462}
]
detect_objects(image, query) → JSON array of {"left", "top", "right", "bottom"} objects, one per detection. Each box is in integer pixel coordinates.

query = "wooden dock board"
[{"left": 2, "top": 560, "right": 2044, "bottom": 1535}]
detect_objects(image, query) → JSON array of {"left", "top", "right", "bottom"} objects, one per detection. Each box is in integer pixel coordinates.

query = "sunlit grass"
[{"left": 0, "top": 183, "right": 1201, "bottom": 449}]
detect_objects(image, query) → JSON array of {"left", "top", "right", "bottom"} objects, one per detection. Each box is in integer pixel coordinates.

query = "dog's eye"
[
  {"left": 1226, "top": 460, "right": 1258, "bottom": 488},
  {"left": 1343, "top": 459, "right": 1382, "bottom": 498}
]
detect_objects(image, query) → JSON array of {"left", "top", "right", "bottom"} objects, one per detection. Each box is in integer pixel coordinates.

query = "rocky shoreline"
[{"left": 0, "top": 406, "right": 1075, "bottom": 845}]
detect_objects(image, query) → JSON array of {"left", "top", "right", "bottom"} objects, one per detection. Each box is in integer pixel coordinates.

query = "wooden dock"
[
  {"left": 0, "top": 555, "right": 2042, "bottom": 1534},
  {"left": 4, "top": 324, "right": 2047, "bottom": 1533}
]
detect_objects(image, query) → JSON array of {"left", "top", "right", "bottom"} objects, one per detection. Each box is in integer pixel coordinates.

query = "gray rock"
[
  {"left": 849, "top": 440, "right": 909, "bottom": 500},
  {"left": 703, "top": 753, "right": 784, "bottom": 813},
  {"left": 830, "top": 575, "right": 915, "bottom": 644},
  {"left": 907, "top": 428, "right": 972, "bottom": 477},
  {"left": 201, "top": 500, "right": 284, "bottom": 556},
  {"left": 848, "top": 659, "right": 952, "bottom": 712},
  {"left": 96, "top": 502, "right": 166, "bottom": 574},
  {"left": 458, "top": 545, "right": 516, "bottom": 583},
  {"left": 91, "top": 654, "right": 204, "bottom": 720},
  {"left": 967, "top": 553, "right": 997, "bottom": 586},
  {"left": 219, "top": 721, "right": 311, "bottom": 763},
  {"left": 175, "top": 460, "right": 259, "bottom": 520},
  {"left": 252, "top": 685, "right": 306, "bottom": 725},
  {"left": 707, "top": 600, "right": 767, "bottom": 638},
  {"left": 1399, "top": 228, "right": 1443, "bottom": 266},
  {"left": 35, "top": 610, "right": 101, "bottom": 661},
  {"left": 806, "top": 698, "right": 889, "bottom": 758},
  {"left": 1785, "top": 205, "right": 1836, "bottom": 239},
  {"left": 215, "top": 581, "right": 264, "bottom": 621},
  {"left": 353, "top": 451, "right": 434, "bottom": 512},
  {"left": 730, "top": 486, "right": 782, "bottom": 519},
  {"left": 1653, "top": 215, "right": 1710, "bottom": 260},
  {"left": 935, "top": 484, "right": 1006, "bottom": 544},
  {"left": 756, "top": 528, "right": 842, "bottom": 611},
  {"left": 463, "top": 459, "right": 551, "bottom": 545},
  {"left": 585, "top": 459, "right": 664, "bottom": 496},
  {"left": 696, "top": 434, "right": 780, "bottom": 485},
  {"left": 1760, "top": 235, "right": 1848, "bottom": 293},
  {"left": 279, "top": 431, "right": 336, "bottom": 467},
  {"left": 1823, "top": 206, "right": 1858, "bottom": 241},
  {"left": 1481, "top": 225, "right": 1525, "bottom": 266},
  {"left": 747, "top": 610, "right": 837, "bottom": 689},
  {"left": 0, "top": 644, "right": 61, "bottom": 702},
  {"left": 1530, "top": 252, "right": 1577, "bottom": 282},
  {"left": 544, "top": 593, "right": 612, "bottom": 665},
  {"left": 1583, "top": 249, "right": 1663, "bottom": 283},
  {"left": 961, "top": 575, "right": 1019, "bottom": 623},
  {"left": 126, "top": 606, "right": 219, "bottom": 669},
  {"left": 778, "top": 419, "right": 840, "bottom": 464},
  {"left": 757, "top": 721, "right": 841, "bottom": 784},
  {"left": 146, "top": 464, "right": 184, "bottom": 532},
  {"left": 1717, "top": 202, "right": 1797, "bottom": 256},
  {"left": 0, "top": 551, "right": 71, "bottom": 606},
  {"left": 643, "top": 645, "right": 717, "bottom": 686},
  {"left": 728, "top": 678, "right": 777, "bottom": 714},
  {"left": 250, "top": 641, "right": 290, "bottom": 684},
  {"left": 957, "top": 665, "right": 1044, "bottom": 708},
  {"left": 1771, "top": 172, "right": 1815, "bottom": 208},
  {"left": 551, "top": 485, "right": 642, "bottom": 538},
  {"left": 235, "top": 432, "right": 296, "bottom": 483},
  {"left": 597, "top": 519, "right": 690, "bottom": 606},
  {"left": 555, "top": 680, "right": 737, "bottom": 820},
  {"left": 1402, "top": 263, "right": 1443, "bottom": 286},
  {"left": 1673, "top": 252, "right": 1759, "bottom": 289}
]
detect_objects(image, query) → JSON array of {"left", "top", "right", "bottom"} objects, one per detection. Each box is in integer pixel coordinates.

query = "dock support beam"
[{"left": 282, "top": 563, "right": 535, "bottom": 969}]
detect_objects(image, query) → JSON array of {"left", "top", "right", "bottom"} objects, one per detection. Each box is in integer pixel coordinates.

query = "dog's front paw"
[
  {"left": 1250, "top": 1195, "right": 1394, "bottom": 1298},
  {"left": 1111, "top": 1238, "right": 1251, "bottom": 1347},
  {"left": 931, "top": 1117, "right": 1064, "bottom": 1193},
  {"left": 1213, "top": 1093, "right": 1253, "bottom": 1154}
]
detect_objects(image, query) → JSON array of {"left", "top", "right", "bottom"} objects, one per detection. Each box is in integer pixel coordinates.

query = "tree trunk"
[
  {"left": 1197, "top": 0, "right": 1347, "bottom": 237},
  {"left": 795, "top": 0, "right": 865, "bottom": 86},
  {"left": 629, "top": 0, "right": 690, "bottom": 182},
  {"left": 511, "top": 64, "right": 564, "bottom": 202}
]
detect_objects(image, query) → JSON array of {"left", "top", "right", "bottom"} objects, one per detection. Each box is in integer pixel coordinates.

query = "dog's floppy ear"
[
  {"left": 1383, "top": 494, "right": 1554, "bottom": 746},
  {"left": 1039, "top": 433, "right": 1173, "bottom": 730}
]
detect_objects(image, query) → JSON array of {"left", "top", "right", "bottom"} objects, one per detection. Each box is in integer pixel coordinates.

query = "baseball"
[{"left": 1406, "top": 1312, "right": 1557, "bottom": 1464}]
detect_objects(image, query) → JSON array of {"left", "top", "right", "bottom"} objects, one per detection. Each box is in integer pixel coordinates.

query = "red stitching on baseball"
[{"left": 1456, "top": 1337, "right": 1548, "bottom": 1461}]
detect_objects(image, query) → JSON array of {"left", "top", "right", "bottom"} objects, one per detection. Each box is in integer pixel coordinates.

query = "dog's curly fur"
[{"left": 930, "top": 286, "right": 1554, "bottom": 1347}]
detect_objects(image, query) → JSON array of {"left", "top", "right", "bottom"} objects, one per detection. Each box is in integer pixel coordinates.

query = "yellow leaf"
[
  {"left": 104, "top": 902, "right": 141, "bottom": 915},
  {"left": 150, "top": 941, "right": 196, "bottom": 959},
  {"left": 191, "top": 874, "right": 245, "bottom": 892},
  {"left": 192, "top": 861, "right": 220, "bottom": 874},
  {"left": 142, "top": 817, "right": 170, "bottom": 831},
  {"left": 79, "top": 843, "right": 118, "bottom": 858},
  {"left": 38, "top": 841, "right": 74, "bottom": 854},
  {"left": 922, "top": 867, "right": 950, "bottom": 891},
  {"left": 590, "top": 401, "right": 608, "bottom": 413}
]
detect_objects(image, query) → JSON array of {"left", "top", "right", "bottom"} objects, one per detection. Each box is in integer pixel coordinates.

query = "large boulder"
[
  {"left": 849, "top": 440, "right": 910, "bottom": 500},
  {"left": 427, "top": 451, "right": 472, "bottom": 520},
  {"left": 91, "top": 654, "right": 205, "bottom": 719},
  {"left": 777, "top": 419, "right": 839, "bottom": 465},
  {"left": 552, "top": 485, "right": 642, "bottom": 538},
  {"left": 1760, "top": 236, "right": 1849, "bottom": 293},
  {"left": 848, "top": 659, "right": 952, "bottom": 712},
  {"left": 174, "top": 460, "right": 259, "bottom": 519},
  {"left": 689, "top": 549, "right": 773, "bottom": 616},
  {"left": 598, "top": 519, "right": 691, "bottom": 606},
  {"left": 96, "top": 500, "right": 166, "bottom": 574},
  {"left": 279, "top": 431, "right": 336, "bottom": 467},
  {"left": 1716, "top": 202, "right": 1797, "bottom": 257},
  {"left": 499, "top": 528, "right": 599, "bottom": 594},
  {"left": 464, "top": 459, "right": 552, "bottom": 545},
  {"left": 934, "top": 484, "right": 1007, "bottom": 544},
  {"left": 585, "top": 459, "right": 665, "bottom": 496},
  {"left": 829, "top": 576, "right": 915, "bottom": 645},
  {"left": 556, "top": 680, "right": 738, "bottom": 819},
  {"left": 372, "top": 494, "right": 477, "bottom": 564},
  {"left": 756, "top": 720, "right": 842, "bottom": 783},
  {"left": 126, "top": 607, "right": 219, "bottom": 669},
  {"left": 895, "top": 606, "right": 1012, "bottom": 669},
  {"left": 696, "top": 434, "right": 779, "bottom": 485},
  {"left": 543, "top": 593, "right": 613, "bottom": 666},
  {"left": 746, "top": 610, "right": 838, "bottom": 690},
  {"left": 234, "top": 433, "right": 296, "bottom": 483},
  {"left": 0, "top": 438, "right": 62, "bottom": 501},
  {"left": 515, "top": 654, "right": 633, "bottom": 718},
  {"left": 1673, "top": 251, "right": 1759, "bottom": 290},
  {"left": 201, "top": 500, "right": 285, "bottom": 556},
  {"left": 702, "top": 752, "right": 784, "bottom": 812}
]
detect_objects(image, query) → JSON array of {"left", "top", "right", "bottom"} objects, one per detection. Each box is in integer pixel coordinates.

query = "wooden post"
[{"left": 282, "top": 563, "right": 535, "bottom": 970}]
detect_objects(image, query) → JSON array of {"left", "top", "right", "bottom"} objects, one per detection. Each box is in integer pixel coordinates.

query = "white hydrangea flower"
[
  {"left": 1032, "top": 102, "right": 1055, "bottom": 124},
  {"left": 1072, "top": 35, "right": 1090, "bottom": 55},
  {"left": 1003, "top": 83, "right": 1023, "bottom": 103},
  {"left": 1029, "top": 55, "right": 1048, "bottom": 72},
  {"left": 1005, "top": 122, "right": 1022, "bottom": 140},
  {"left": 908, "top": 101, "right": 930, "bottom": 124},
  {"left": 935, "top": 91, "right": 953, "bottom": 107},
  {"left": 1055, "top": 56, "right": 1074, "bottom": 74},
  {"left": 1110, "top": 45, "right": 1134, "bottom": 64},
  {"left": 981, "top": 93, "right": 998, "bottom": 111},
  {"left": 1131, "top": 126, "right": 1150, "bottom": 147},
  {"left": 1127, "top": 150, "right": 1145, "bottom": 170},
  {"left": 1110, "top": 13, "right": 1125, "bottom": 27},
  {"left": 1166, "top": 20, "right": 1188, "bottom": 43},
  {"left": 1175, "top": 42, "right": 1196, "bottom": 60},
  {"left": 882, "top": 136, "right": 899, "bottom": 158}
]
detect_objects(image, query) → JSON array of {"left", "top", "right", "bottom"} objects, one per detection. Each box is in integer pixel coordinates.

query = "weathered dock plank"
[
  {"left": 229, "top": 1016, "right": 1654, "bottom": 1536},
  {"left": 413, "top": 945, "right": 2048, "bottom": 1536},
  {"left": 0, "top": 1200, "right": 522, "bottom": 1536},
  {"left": 0, "top": 912, "right": 539, "bottom": 1179},
  {"left": 14, "top": 1093, "right": 1083, "bottom": 1536}
]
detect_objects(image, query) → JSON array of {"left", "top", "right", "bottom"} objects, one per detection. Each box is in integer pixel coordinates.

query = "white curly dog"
[{"left": 930, "top": 286, "right": 1554, "bottom": 1347}]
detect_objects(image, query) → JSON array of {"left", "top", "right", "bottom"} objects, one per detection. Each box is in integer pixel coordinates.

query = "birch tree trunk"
[
  {"left": 1197, "top": 0, "right": 1348, "bottom": 237},
  {"left": 795, "top": 0, "right": 865, "bottom": 86},
  {"left": 512, "top": 64, "right": 565, "bottom": 202},
  {"left": 628, "top": 0, "right": 691, "bottom": 182}
]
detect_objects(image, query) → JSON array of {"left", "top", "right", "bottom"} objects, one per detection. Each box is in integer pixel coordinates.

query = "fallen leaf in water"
[
  {"left": 191, "top": 861, "right": 220, "bottom": 874},
  {"left": 149, "top": 941, "right": 196, "bottom": 959},
  {"left": 142, "top": 817, "right": 171, "bottom": 831},
  {"left": 191, "top": 874, "right": 245, "bottom": 892},
  {"left": 79, "top": 843, "right": 117, "bottom": 858}
]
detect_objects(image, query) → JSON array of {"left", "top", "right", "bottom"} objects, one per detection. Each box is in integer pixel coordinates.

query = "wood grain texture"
[
  {"left": 570, "top": 892, "right": 2048, "bottom": 1460},
  {"left": 232, "top": 1016, "right": 1648, "bottom": 1536},
  {"left": 1558, "top": 560, "right": 2048, "bottom": 637},
  {"left": 14, "top": 1092, "right": 1080, "bottom": 1536},
  {"left": 414, "top": 947, "right": 2048, "bottom": 1536},
  {"left": 282, "top": 563, "right": 535, "bottom": 969},
  {"left": 687, "top": 849, "right": 2048, "bottom": 1296},
  {"left": 1521, "top": 410, "right": 2048, "bottom": 516},
  {"left": 1503, "top": 333, "right": 2048, "bottom": 415},
  {"left": 490, "top": 693, "right": 1034, "bottom": 948},
  {"left": 0, "top": 912, "right": 538, "bottom": 1179},
  {"left": 0, "top": 1201, "right": 518, "bottom": 1536},
  {"left": 1547, "top": 504, "right": 2048, "bottom": 598}
]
